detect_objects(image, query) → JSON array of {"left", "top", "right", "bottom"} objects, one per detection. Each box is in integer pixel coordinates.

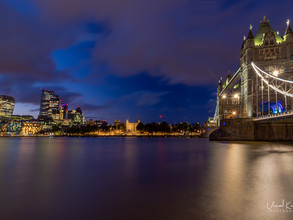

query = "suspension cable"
[
  {"left": 252, "top": 62, "right": 293, "bottom": 84},
  {"left": 252, "top": 63, "right": 293, "bottom": 98}
]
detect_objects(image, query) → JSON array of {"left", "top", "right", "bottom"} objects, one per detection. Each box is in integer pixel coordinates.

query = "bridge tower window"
[
  {"left": 265, "top": 40, "right": 268, "bottom": 45},
  {"left": 270, "top": 39, "right": 274, "bottom": 45}
]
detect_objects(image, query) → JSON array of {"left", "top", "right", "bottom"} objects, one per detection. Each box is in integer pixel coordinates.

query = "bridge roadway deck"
[{"left": 253, "top": 110, "right": 293, "bottom": 121}]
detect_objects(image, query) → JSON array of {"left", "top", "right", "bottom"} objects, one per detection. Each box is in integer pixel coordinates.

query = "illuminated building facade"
[
  {"left": 126, "top": 119, "right": 140, "bottom": 132},
  {"left": 39, "top": 89, "right": 60, "bottom": 120},
  {"left": 60, "top": 103, "right": 68, "bottom": 119},
  {"left": 21, "top": 122, "right": 43, "bottom": 135},
  {"left": 11, "top": 115, "right": 34, "bottom": 121},
  {"left": 61, "top": 119, "right": 72, "bottom": 126},
  {"left": 95, "top": 120, "right": 108, "bottom": 128},
  {"left": 0, "top": 95, "right": 15, "bottom": 119},
  {"left": 68, "top": 107, "right": 84, "bottom": 124},
  {"left": 217, "top": 78, "right": 241, "bottom": 119},
  {"left": 114, "top": 120, "right": 121, "bottom": 128},
  {"left": 2, "top": 121, "right": 22, "bottom": 134}
]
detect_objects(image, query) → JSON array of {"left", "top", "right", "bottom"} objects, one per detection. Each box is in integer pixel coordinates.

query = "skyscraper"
[
  {"left": 68, "top": 107, "right": 84, "bottom": 124},
  {"left": 39, "top": 89, "right": 60, "bottom": 120},
  {"left": 60, "top": 103, "right": 69, "bottom": 119},
  {"left": 0, "top": 95, "right": 15, "bottom": 120}
]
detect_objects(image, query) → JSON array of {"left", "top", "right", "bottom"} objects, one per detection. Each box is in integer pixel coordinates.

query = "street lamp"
[
  {"left": 232, "top": 111, "right": 236, "bottom": 115},
  {"left": 273, "top": 70, "right": 279, "bottom": 76},
  {"left": 234, "top": 94, "right": 239, "bottom": 98},
  {"left": 222, "top": 94, "right": 226, "bottom": 99}
]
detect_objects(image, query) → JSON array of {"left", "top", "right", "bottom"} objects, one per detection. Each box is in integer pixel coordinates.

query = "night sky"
[{"left": 1, "top": 0, "right": 293, "bottom": 123}]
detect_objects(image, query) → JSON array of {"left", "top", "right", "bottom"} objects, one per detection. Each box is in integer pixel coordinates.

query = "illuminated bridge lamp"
[{"left": 273, "top": 70, "right": 279, "bottom": 76}]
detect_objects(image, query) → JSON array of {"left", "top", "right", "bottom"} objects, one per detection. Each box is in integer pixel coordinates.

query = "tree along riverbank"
[{"left": 0, "top": 131, "right": 202, "bottom": 138}]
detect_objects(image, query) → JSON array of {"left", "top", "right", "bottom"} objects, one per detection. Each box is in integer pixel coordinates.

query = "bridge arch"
[{"left": 259, "top": 100, "right": 283, "bottom": 115}]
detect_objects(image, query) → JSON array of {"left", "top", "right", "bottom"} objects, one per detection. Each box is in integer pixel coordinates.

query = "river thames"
[{"left": 0, "top": 137, "right": 293, "bottom": 220}]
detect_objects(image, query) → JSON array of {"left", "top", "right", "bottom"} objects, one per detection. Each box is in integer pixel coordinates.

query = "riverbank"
[
  {"left": 0, "top": 131, "right": 202, "bottom": 138},
  {"left": 210, "top": 118, "right": 293, "bottom": 141}
]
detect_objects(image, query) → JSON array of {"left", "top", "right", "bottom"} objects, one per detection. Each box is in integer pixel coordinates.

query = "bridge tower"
[
  {"left": 241, "top": 23, "right": 255, "bottom": 118},
  {"left": 217, "top": 17, "right": 293, "bottom": 122}
]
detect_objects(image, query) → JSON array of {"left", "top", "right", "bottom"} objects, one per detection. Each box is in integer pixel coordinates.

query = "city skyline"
[{"left": 1, "top": 1, "right": 293, "bottom": 123}]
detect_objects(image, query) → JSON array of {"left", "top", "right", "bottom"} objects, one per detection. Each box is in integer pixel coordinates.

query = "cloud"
[
  {"left": 122, "top": 91, "right": 168, "bottom": 107},
  {"left": 25, "top": 0, "right": 196, "bottom": 84},
  {"left": 0, "top": 3, "right": 55, "bottom": 78},
  {"left": 2, "top": 0, "right": 293, "bottom": 86},
  {"left": 0, "top": 74, "right": 82, "bottom": 105},
  {"left": 1, "top": 0, "right": 293, "bottom": 122}
]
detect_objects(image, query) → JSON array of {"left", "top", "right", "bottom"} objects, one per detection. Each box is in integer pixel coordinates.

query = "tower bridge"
[
  {"left": 210, "top": 17, "right": 293, "bottom": 140},
  {"left": 215, "top": 17, "right": 293, "bottom": 124}
]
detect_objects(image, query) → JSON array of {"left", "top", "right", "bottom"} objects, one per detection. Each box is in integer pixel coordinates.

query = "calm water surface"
[{"left": 0, "top": 137, "right": 293, "bottom": 220}]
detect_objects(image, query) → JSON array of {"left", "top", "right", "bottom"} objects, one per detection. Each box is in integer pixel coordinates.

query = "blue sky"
[{"left": 1, "top": 0, "right": 293, "bottom": 123}]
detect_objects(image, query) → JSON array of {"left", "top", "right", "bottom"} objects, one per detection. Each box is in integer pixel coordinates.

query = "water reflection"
[
  {"left": 220, "top": 144, "right": 246, "bottom": 214},
  {"left": 1, "top": 138, "right": 293, "bottom": 219}
]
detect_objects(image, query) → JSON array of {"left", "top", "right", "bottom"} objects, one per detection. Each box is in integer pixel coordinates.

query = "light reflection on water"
[{"left": 0, "top": 138, "right": 293, "bottom": 219}]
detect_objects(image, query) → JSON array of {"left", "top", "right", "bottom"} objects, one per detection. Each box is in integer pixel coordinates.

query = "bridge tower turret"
[
  {"left": 245, "top": 25, "right": 255, "bottom": 48},
  {"left": 226, "top": 71, "right": 231, "bottom": 81},
  {"left": 284, "top": 19, "right": 293, "bottom": 42},
  {"left": 240, "top": 24, "right": 255, "bottom": 118},
  {"left": 216, "top": 78, "right": 223, "bottom": 123},
  {"left": 217, "top": 77, "right": 223, "bottom": 94}
]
